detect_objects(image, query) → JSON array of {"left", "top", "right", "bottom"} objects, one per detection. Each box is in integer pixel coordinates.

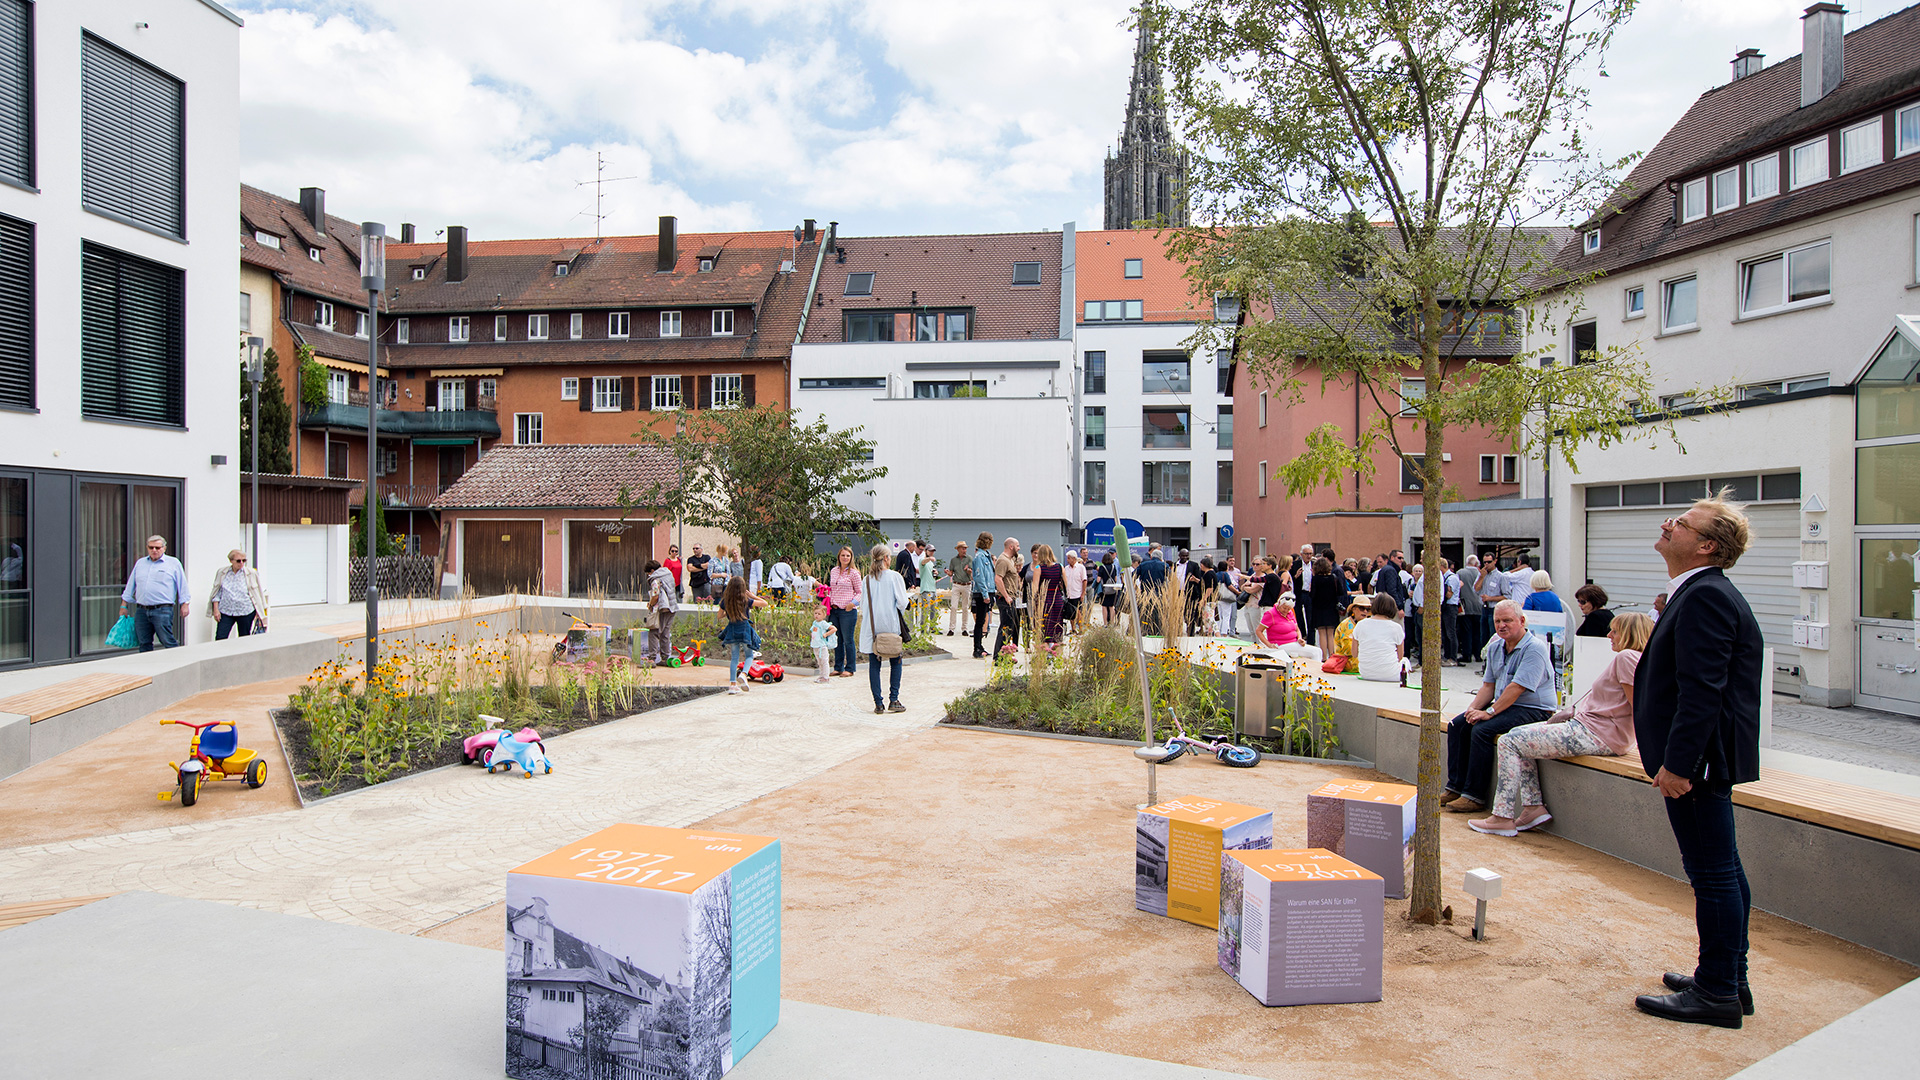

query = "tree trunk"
[{"left": 1410, "top": 299, "right": 1447, "bottom": 924}]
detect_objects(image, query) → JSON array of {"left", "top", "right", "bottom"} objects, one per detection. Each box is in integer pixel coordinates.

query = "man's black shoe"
[
  {"left": 1635, "top": 987, "right": 1743, "bottom": 1028},
  {"left": 1663, "top": 972, "right": 1754, "bottom": 1015}
]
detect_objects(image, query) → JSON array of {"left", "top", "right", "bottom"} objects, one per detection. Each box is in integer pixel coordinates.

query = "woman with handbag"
[
  {"left": 207, "top": 549, "right": 269, "bottom": 639},
  {"left": 644, "top": 558, "right": 678, "bottom": 663},
  {"left": 858, "top": 543, "right": 911, "bottom": 715}
]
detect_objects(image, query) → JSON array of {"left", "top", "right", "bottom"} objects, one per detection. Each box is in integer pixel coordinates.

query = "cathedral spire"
[{"left": 1105, "top": 5, "right": 1188, "bottom": 229}]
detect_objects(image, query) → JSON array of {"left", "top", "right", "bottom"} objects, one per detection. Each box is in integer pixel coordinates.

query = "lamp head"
[
  {"left": 246, "top": 335, "right": 264, "bottom": 381},
  {"left": 360, "top": 222, "right": 387, "bottom": 292},
  {"left": 1463, "top": 867, "right": 1503, "bottom": 901}
]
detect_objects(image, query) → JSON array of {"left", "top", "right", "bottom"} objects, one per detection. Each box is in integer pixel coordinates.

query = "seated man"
[{"left": 1442, "top": 600, "right": 1558, "bottom": 814}]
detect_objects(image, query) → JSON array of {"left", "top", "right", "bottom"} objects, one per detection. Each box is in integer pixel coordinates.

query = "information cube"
[
  {"left": 1305, "top": 778, "right": 1416, "bottom": 899},
  {"left": 1218, "top": 848, "right": 1385, "bottom": 1007},
  {"left": 1135, "top": 797, "right": 1273, "bottom": 929}
]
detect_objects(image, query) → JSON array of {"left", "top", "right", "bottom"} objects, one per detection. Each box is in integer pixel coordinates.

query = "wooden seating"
[
  {"left": 0, "top": 894, "right": 115, "bottom": 931},
  {"left": 1375, "top": 707, "right": 1920, "bottom": 851},
  {"left": 0, "top": 673, "right": 151, "bottom": 723}
]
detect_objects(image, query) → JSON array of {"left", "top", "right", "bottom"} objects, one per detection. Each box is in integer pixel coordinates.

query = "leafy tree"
[
  {"left": 296, "top": 344, "right": 328, "bottom": 410},
  {"left": 349, "top": 504, "right": 400, "bottom": 558},
  {"left": 1157, "top": 0, "right": 1675, "bottom": 922},
  {"left": 628, "top": 406, "right": 887, "bottom": 564},
  {"left": 239, "top": 343, "right": 293, "bottom": 474},
  {"left": 909, "top": 493, "right": 940, "bottom": 547}
]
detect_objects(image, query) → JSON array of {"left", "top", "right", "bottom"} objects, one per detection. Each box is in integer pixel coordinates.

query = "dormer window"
[
  {"left": 1680, "top": 178, "right": 1706, "bottom": 222},
  {"left": 1012, "top": 261, "right": 1042, "bottom": 285},
  {"left": 1123, "top": 258, "right": 1143, "bottom": 279},
  {"left": 1213, "top": 293, "right": 1240, "bottom": 321},
  {"left": 308, "top": 246, "right": 322, "bottom": 262},
  {"left": 1583, "top": 229, "right": 1601, "bottom": 255},
  {"left": 554, "top": 263, "right": 569, "bottom": 276},
  {"left": 845, "top": 272, "right": 874, "bottom": 296},
  {"left": 698, "top": 257, "right": 714, "bottom": 272},
  {"left": 254, "top": 231, "right": 280, "bottom": 249},
  {"left": 411, "top": 266, "right": 426, "bottom": 281}
]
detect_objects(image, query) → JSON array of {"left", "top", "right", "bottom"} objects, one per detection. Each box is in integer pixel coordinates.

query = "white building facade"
[{"left": 0, "top": 0, "right": 243, "bottom": 666}]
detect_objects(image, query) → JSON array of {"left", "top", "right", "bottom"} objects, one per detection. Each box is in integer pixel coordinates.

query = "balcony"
[
  {"left": 301, "top": 390, "right": 500, "bottom": 440},
  {"left": 347, "top": 482, "right": 455, "bottom": 509}
]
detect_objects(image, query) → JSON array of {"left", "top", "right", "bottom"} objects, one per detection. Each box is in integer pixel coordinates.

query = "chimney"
[
  {"left": 299, "top": 187, "right": 326, "bottom": 237},
  {"left": 803, "top": 219, "right": 817, "bottom": 242},
  {"left": 1730, "top": 48, "right": 1764, "bottom": 81},
  {"left": 447, "top": 225, "right": 468, "bottom": 283},
  {"left": 1801, "top": 3, "right": 1844, "bottom": 107},
  {"left": 399, "top": 223, "right": 415, "bottom": 244},
  {"left": 656, "top": 216, "right": 678, "bottom": 272}
]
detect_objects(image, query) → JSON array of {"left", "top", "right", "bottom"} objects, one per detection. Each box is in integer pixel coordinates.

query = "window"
[
  {"left": 1501, "top": 455, "right": 1518, "bottom": 483},
  {"left": 659, "top": 311, "right": 681, "bottom": 338},
  {"left": 1084, "top": 352, "right": 1106, "bottom": 394},
  {"left": 1217, "top": 462, "right": 1233, "bottom": 506},
  {"left": 592, "top": 376, "right": 622, "bottom": 412},
  {"left": 915, "top": 313, "right": 936, "bottom": 341},
  {"left": 1841, "top": 118, "right": 1882, "bottom": 173},
  {"left": 1900, "top": 103, "right": 1920, "bottom": 157},
  {"left": 846, "top": 311, "right": 893, "bottom": 341},
  {"left": 1142, "top": 356, "right": 1190, "bottom": 393},
  {"left": 81, "top": 243, "right": 183, "bottom": 426},
  {"left": 514, "top": 413, "right": 542, "bottom": 444},
  {"left": 411, "top": 266, "right": 425, "bottom": 280},
  {"left": 1217, "top": 406, "right": 1233, "bottom": 449},
  {"left": 81, "top": 34, "right": 184, "bottom": 237},
  {"left": 1217, "top": 350, "right": 1232, "bottom": 393},
  {"left": 1712, "top": 167, "right": 1740, "bottom": 213},
  {"left": 1398, "top": 378, "right": 1425, "bottom": 415},
  {"left": 1257, "top": 461, "right": 1269, "bottom": 498},
  {"left": 798, "top": 377, "right": 886, "bottom": 390},
  {"left": 943, "top": 313, "right": 967, "bottom": 340},
  {"left": 913, "top": 379, "right": 985, "bottom": 399},
  {"left": 1625, "top": 286, "right": 1645, "bottom": 319},
  {"left": 1790, "top": 136, "right": 1828, "bottom": 188},
  {"left": 1739, "top": 240, "right": 1831, "bottom": 316},
  {"left": 560, "top": 377, "right": 579, "bottom": 400},
  {"left": 1401, "top": 455, "right": 1425, "bottom": 492},
  {"left": 1661, "top": 275, "right": 1698, "bottom": 332},
  {"left": 1142, "top": 462, "right": 1191, "bottom": 504},
  {"left": 254, "top": 232, "right": 280, "bottom": 250},
  {"left": 1084, "top": 406, "right": 1106, "bottom": 450},
  {"left": 1084, "top": 461, "right": 1106, "bottom": 505},
  {"left": 238, "top": 291, "right": 251, "bottom": 333},
  {"left": 608, "top": 311, "right": 630, "bottom": 339},
  {"left": 1012, "top": 261, "right": 1041, "bottom": 285},
  {"left": 449, "top": 316, "right": 469, "bottom": 343},
  {"left": 314, "top": 301, "right": 333, "bottom": 329},
  {"left": 1214, "top": 294, "right": 1241, "bottom": 321},
  {"left": 493, "top": 314, "right": 506, "bottom": 341},
  {"left": 651, "top": 374, "right": 682, "bottom": 410},
  {"left": 1584, "top": 230, "right": 1601, "bottom": 254},
  {"left": 1258, "top": 391, "right": 1268, "bottom": 427},
  {"left": 1480, "top": 454, "right": 1496, "bottom": 483},
  {"left": 553, "top": 263, "right": 568, "bottom": 277},
  {"left": 1571, "top": 321, "right": 1597, "bottom": 364},
  {"left": 478, "top": 378, "right": 496, "bottom": 400},
  {"left": 1084, "top": 300, "right": 1144, "bottom": 322},
  {"left": 308, "top": 247, "right": 321, "bottom": 262},
  {"left": 327, "top": 370, "right": 349, "bottom": 404},
  {"left": 437, "top": 378, "right": 465, "bottom": 411},
  {"left": 1741, "top": 376, "right": 1830, "bottom": 401},
  {"left": 1680, "top": 178, "right": 1707, "bottom": 222},
  {"left": 697, "top": 257, "right": 713, "bottom": 272},
  {"left": 528, "top": 314, "right": 549, "bottom": 340},
  {"left": 569, "top": 313, "right": 583, "bottom": 340},
  {"left": 1660, "top": 392, "right": 1697, "bottom": 410},
  {"left": 845, "top": 272, "right": 874, "bottom": 296},
  {"left": 1748, "top": 154, "right": 1780, "bottom": 200},
  {"left": 1124, "top": 258, "right": 1143, "bottom": 279},
  {"left": 355, "top": 311, "right": 369, "bottom": 339},
  {"left": 0, "top": 1, "right": 23, "bottom": 187},
  {"left": 1141, "top": 407, "right": 1191, "bottom": 449},
  {"left": 712, "top": 309, "right": 734, "bottom": 336},
  {"left": 711, "top": 373, "right": 742, "bottom": 408}
]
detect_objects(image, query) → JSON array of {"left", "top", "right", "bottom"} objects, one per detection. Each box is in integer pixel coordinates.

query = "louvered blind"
[
  {"left": 81, "top": 242, "right": 183, "bottom": 426},
  {"left": 0, "top": 1, "right": 29, "bottom": 186},
  {"left": 0, "top": 213, "right": 31, "bottom": 408},
  {"left": 80, "top": 33, "right": 183, "bottom": 236}
]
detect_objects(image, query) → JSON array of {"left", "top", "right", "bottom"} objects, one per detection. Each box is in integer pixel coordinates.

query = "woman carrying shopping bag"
[{"left": 207, "top": 549, "right": 269, "bottom": 639}]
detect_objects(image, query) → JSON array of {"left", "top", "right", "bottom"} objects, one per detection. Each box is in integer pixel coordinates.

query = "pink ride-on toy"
[{"left": 463, "top": 715, "right": 550, "bottom": 776}]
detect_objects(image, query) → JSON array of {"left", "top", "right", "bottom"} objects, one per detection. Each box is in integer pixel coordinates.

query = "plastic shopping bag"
[{"left": 104, "top": 615, "right": 136, "bottom": 649}]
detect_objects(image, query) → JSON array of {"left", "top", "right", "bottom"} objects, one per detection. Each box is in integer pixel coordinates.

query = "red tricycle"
[{"left": 160, "top": 719, "right": 267, "bottom": 806}]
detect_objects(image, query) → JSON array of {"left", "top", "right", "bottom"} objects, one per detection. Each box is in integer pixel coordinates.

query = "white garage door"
[
  {"left": 1584, "top": 504, "right": 1800, "bottom": 694},
  {"left": 262, "top": 525, "right": 330, "bottom": 607}
]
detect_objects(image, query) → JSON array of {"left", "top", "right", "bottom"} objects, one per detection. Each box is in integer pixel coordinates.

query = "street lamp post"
[
  {"left": 246, "top": 336, "right": 264, "bottom": 567},
  {"left": 361, "top": 223, "right": 387, "bottom": 686}
]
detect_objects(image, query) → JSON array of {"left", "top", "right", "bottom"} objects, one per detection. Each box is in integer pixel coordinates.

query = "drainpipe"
[{"left": 1062, "top": 223, "right": 1080, "bottom": 535}]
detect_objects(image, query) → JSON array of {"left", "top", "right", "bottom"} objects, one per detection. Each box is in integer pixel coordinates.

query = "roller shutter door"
[
  {"left": 1584, "top": 504, "right": 1800, "bottom": 694},
  {"left": 262, "top": 525, "right": 329, "bottom": 607}
]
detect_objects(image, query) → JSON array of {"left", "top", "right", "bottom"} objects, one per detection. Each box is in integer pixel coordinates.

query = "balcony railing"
[
  {"left": 302, "top": 391, "right": 500, "bottom": 439},
  {"left": 347, "top": 482, "right": 455, "bottom": 508}
]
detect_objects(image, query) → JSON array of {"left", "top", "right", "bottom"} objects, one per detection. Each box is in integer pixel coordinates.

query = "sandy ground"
[
  {"left": 0, "top": 676, "right": 306, "bottom": 849},
  {"left": 427, "top": 723, "right": 1914, "bottom": 1080}
]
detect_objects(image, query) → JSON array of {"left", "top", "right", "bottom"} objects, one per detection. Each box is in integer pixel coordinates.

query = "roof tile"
[{"left": 431, "top": 445, "right": 681, "bottom": 510}]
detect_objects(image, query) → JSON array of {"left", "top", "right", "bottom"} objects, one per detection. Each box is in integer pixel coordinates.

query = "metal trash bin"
[{"left": 1234, "top": 651, "right": 1290, "bottom": 738}]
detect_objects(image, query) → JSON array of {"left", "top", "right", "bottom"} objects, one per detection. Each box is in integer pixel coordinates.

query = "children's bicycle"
[{"left": 1142, "top": 707, "right": 1260, "bottom": 768}]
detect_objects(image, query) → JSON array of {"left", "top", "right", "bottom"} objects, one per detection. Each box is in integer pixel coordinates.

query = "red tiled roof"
[
  {"left": 240, "top": 185, "right": 372, "bottom": 309},
  {"left": 1075, "top": 229, "right": 1210, "bottom": 322},
  {"left": 801, "top": 231, "right": 1064, "bottom": 342},
  {"left": 430, "top": 445, "right": 681, "bottom": 510}
]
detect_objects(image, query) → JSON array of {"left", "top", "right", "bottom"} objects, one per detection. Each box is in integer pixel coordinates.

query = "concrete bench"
[{"left": 0, "top": 673, "right": 152, "bottom": 724}]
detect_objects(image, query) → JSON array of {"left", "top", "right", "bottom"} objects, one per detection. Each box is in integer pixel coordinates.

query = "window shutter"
[
  {"left": 459, "top": 380, "right": 471, "bottom": 411},
  {"left": 80, "top": 34, "right": 185, "bottom": 237},
  {"left": 697, "top": 375, "right": 711, "bottom": 410},
  {"left": 578, "top": 384, "right": 592, "bottom": 411},
  {"left": 81, "top": 242, "right": 183, "bottom": 426},
  {"left": 743, "top": 373, "right": 756, "bottom": 407},
  {"left": 634, "top": 376, "right": 651, "bottom": 412},
  {"left": 621, "top": 376, "right": 637, "bottom": 411},
  {"left": 0, "top": 212, "right": 31, "bottom": 409},
  {"left": 0, "top": 1, "right": 30, "bottom": 186}
]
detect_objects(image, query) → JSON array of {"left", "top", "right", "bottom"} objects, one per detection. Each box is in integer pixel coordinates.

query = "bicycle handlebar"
[{"left": 159, "top": 719, "right": 230, "bottom": 731}]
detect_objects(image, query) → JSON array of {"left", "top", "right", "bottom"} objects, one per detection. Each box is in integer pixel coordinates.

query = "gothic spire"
[{"left": 1105, "top": 6, "right": 1188, "bottom": 229}]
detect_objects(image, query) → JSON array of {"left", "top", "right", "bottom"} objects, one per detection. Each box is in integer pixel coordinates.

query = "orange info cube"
[
  {"left": 1306, "top": 779, "right": 1416, "bottom": 899},
  {"left": 1219, "top": 848, "right": 1385, "bottom": 1007},
  {"left": 506, "top": 824, "right": 781, "bottom": 1080},
  {"left": 1135, "top": 797, "right": 1273, "bottom": 928}
]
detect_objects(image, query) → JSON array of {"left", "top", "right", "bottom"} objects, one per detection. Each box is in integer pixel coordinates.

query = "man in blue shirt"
[
  {"left": 969, "top": 532, "right": 996, "bottom": 658},
  {"left": 120, "top": 535, "right": 191, "bottom": 651},
  {"left": 1442, "top": 600, "right": 1558, "bottom": 813}
]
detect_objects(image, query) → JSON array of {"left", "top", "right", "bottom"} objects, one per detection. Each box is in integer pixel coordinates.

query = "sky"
[{"left": 230, "top": 0, "right": 1916, "bottom": 243}]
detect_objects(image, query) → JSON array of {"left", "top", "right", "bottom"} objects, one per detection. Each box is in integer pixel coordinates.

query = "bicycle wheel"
[
  {"left": 1218, "top": 744, "right": 1261, "bottom": 768},
  {"left": 1153, "top": 741, "right": 1187, "bottom": 763}
]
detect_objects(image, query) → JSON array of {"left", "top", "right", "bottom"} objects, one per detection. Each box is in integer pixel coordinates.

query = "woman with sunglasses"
[{"left": 207, "top": 549, "right": 269, "bottom": 639}]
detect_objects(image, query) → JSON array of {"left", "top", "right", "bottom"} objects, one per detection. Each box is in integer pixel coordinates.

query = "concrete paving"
[{"left": 1728, "top": 974, "right": 1920, "bottom": 1080}]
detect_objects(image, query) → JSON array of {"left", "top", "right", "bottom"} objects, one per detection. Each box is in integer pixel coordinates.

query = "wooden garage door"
[
  {"left": 568, "top": 520, "right": 650, "bottom": 599},
  {"left": 462, "top": 520, "right": 542, "bottom": 597}
]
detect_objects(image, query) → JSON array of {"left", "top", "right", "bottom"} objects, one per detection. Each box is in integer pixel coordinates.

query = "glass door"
[
  {"left": 0, "top": 476, "right": 25, "bottom": 663},
  {"left": 1858, "top": 537, "right": 1920, "bottom": 714}
]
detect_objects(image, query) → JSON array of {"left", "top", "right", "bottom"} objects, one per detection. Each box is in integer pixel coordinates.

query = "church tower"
[{"left": 1104, "top": 10, "right": 1189, "bottom": 229}]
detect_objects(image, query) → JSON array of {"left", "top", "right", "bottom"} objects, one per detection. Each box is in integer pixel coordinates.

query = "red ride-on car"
[{"left": 744, "top": 656, "right": 784, "bottom": 684}]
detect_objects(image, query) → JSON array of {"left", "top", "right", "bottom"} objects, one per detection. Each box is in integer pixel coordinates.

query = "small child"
[
  {"left": 719, "top": 577, "right": 767, "bottom": 694},
  {"left": 809, "top": 604, "right": 836, "bottom": 683}
]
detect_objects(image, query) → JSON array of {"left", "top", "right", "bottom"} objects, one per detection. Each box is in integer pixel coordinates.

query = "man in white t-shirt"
[
  {"left": 1505, "top": 552, "right": 1536, "bottom": 603},
  {"left": 1352, "top": 593, "right": 1407, "bottom": 682}
]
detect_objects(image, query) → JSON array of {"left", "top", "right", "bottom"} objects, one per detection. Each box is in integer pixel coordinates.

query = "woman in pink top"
[
  {"left": 1255, "top": 596, "right": 1324, "bottom": 662},
  {"left": 1470, "top": 612, "right": 1653, "bottom": 837},
  {"left": 826, "top": 545, "right": 863, "bottom": 677}
]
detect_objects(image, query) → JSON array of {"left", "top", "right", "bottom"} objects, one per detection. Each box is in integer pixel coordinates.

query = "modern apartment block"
[{"left": 1, "top": 0, "right": 242, "bottom": 667}]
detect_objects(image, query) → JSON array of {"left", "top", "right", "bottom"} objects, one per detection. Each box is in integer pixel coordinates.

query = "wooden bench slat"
[
  {"left": 0, "top": 673, "right": 151, "bottom": 723},
  {"left": 0, "top": 894, "right": 115, "bottom": 930}
]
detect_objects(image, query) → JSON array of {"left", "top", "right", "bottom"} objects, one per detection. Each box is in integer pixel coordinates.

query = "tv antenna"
[{"left": 575, "top": 151, "right": 640, "bottom": 239}]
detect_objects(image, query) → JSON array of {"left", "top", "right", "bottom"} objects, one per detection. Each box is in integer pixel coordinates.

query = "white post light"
[
  {"left": 246, "top": 335, "right": 264, "bottom": 567},
  {"left": 360, "top": 223, "right": 386, "bottom": 687},
  {"left": 1464, "top": 867, "right": 1503, "bottom": 942}
]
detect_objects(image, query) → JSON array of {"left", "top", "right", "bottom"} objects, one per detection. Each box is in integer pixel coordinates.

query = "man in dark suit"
[
  {"left": 1631, "top": 495, "right": 1764, "bottom": 1029},
  {"left": 1135, "top": 544, "right": 1169, "bottom": 635},
  {"left": 894, "top": 541, "right": 922, "bottom": 635}
]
